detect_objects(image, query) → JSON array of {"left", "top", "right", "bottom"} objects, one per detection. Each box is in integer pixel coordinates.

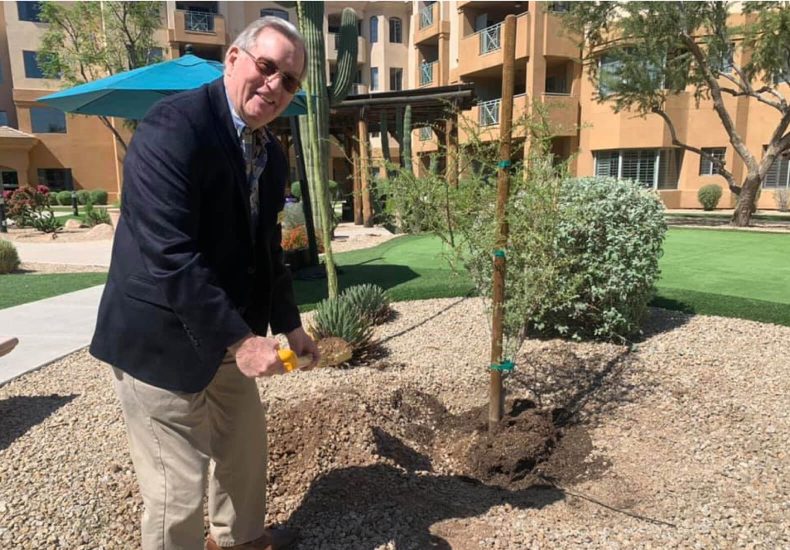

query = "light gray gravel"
[{"left": 1, "top": 298, "right": 789, "bottom": 548}]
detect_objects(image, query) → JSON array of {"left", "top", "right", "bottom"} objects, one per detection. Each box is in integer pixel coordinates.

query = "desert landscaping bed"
[{"left": 1, "top": 297, "right": 788, "bottom": 548}]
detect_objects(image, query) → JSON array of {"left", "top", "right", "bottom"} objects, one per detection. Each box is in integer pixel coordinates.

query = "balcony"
[
  {"left": 458, "top": 14, "right": 529, "bottom": 78},
  {"left": 326, "top": 34, "right": 367, "bottom": 64},
  {"left": 170, "top": 10, "right": 226, "bottom": 46},
  {"left": 541, "top": 93, "right": 579, "bottom": 136},
  {"left": 420, "top": 61, "right": 438, "bottom": 87},
  {"left": 462, "top": 94, "right": 529, "bottom": 142},
  {"left": 415, "top": 3, "right": 448, "bottom": 45}
]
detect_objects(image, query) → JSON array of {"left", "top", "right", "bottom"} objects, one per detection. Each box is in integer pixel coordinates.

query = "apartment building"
[{"left": 1, "top": 0, "right": 787, "bottom": 211}]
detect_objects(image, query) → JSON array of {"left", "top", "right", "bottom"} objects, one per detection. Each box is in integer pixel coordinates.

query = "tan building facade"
[{"left": 1, "top": 1, "right": 787, "bottom": 211}]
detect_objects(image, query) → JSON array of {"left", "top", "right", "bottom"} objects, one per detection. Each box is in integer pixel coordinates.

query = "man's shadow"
[{"left": 284, "top": 428, "right": 564, "bottom": 549}]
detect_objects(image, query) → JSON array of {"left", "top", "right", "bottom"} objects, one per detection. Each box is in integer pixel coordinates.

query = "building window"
[
  {"left": 23, "top": 51, "right": 47, "bottom": 78},
  {"left": 699, "top": 147, "right": 726, "bottom": 176},
  {"left": 594, "top": 148, "right": 683, "bottom": 190},
  {"left": 712, "top": 43, "right": 735, "bottom": 75},
  {"left": 1, "top": 170, "right": 19, "bottom": 191},
  {"left": 764, "top": 152, "right": 790, "bottom": 189},
  {"left": 370, "top": 16, "right": 378, "bottom": 43},
  {"left": 598, "top": 54, "right": 623, "bottom": 98},
  {"left": 0, "top": 112, "right": 8, "bottom": 126},
  {"left": 37, "top": 168, "right": 72, "bottom": 191},
  {"left": 370, "top": 67, "right": 379, "bottom": 91},
  {"left": 30, "top": 107, "right": 67, "bottom": 133},
  {"left": 389, "top": 17, "right": 402, "bottom": 43},
  {"left": 17, "top": 1, "right": 42, "bottom": 22},
  {"left": 389, "top": 67, "right": 403, "bottom": 91},
  {"left": 549, "top": 2, "right": 571, "bottom": 12},
  {"left": 147, "top": 47, "right": 164, "bottom": 64},
  {"left": 419, "top": 126, "right": 432, "bottom": 141},
  {"left": 260, "top": 8, "right": 289, "bottom": 21}
]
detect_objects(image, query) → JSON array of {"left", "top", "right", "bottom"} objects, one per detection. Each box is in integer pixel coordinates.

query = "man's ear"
[{"left": 225, "top": 46, "right": 239, "bottom": 75}]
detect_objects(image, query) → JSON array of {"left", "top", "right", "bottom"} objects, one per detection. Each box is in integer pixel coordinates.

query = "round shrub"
[
  {"left": 56, "top": 190, "right": 72, "bottom": 206},
  {"left": 697, "top": 184, "right": 723, "bottom": 211},
  {"left": 90, "top": 189, "right": 108, "bottom": 205},
  {"left": 290, "top": 181, "right": 301, "bottom": 200},
  {"left": 0, "top": 239, "right": 20, "bottom": 274},
  {"left": 76, "top": 190, "right": 92, "bottom": 205}
]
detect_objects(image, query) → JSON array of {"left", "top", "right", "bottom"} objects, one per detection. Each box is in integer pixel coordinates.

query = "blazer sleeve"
[
  {"left": 267, "top": 143, "right": 303, "bottom": 335},
  {"left": 122, "top": 101, "right": 251, "bottom": 356}
]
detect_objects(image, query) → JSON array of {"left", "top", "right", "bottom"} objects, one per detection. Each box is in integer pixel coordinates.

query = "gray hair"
[{"left": 230, "top": 16, "right": 308, "bottom": 81}]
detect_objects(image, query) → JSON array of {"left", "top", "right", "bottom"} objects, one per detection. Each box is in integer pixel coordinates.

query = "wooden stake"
[{"left": 489, "top": 14, "right": 517, "bottom": 431}]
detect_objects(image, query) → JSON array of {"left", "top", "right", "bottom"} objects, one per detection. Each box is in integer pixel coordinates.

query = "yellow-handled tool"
[{"left": 277, "top": 349, "right": 312, "bottom": 372}]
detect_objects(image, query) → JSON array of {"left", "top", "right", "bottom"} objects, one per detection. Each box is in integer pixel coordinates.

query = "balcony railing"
[
  {"left": 185, "top": 10, "right": 214, "bottom": 32},
  {"left": 419, "top": 3, "right": 434, "bottom": 29},
  {"left": 479, "top": 98, "right": 501, "bottom": 127},
  {"left": 478, "top": 22, "right": 503, "bottom": 55},
  {"left": 420, "top": 61, "right": 437, "bottom": 86}
]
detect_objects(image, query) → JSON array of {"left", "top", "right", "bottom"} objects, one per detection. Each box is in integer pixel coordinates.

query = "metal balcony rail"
[
  {"left": 185, "top": 10, "right": 214, "bottom": 32},
  {"left": 420, "top": 61, "right": 437, "bottom": 86},
  {"left": 419, "top": 4, "right": 434, "bottom": 29},
  {"left": 479, "top": 98, "right": 500, "bottom": 126},
  {"left": 479, "top": 22, "right": 502, "bottom": 54}
]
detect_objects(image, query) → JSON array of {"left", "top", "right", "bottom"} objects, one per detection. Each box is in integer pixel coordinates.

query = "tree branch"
[
  {"left": 651, "top": 107, "right": 740, "bottom": 194},
  {"left": 680, "top": 32, "right": 760, "bottom": 176}
]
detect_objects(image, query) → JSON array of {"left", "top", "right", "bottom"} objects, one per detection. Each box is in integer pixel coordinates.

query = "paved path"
[{"left": 0, "top": 285, "right": 104, "bottom": 386}]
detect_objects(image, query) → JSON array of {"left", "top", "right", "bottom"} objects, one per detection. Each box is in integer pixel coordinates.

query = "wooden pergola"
[{"left": 270, "top": 83, "right": 477, "bottom": 228}]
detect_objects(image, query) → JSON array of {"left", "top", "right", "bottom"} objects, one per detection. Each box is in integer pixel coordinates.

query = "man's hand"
[
  {"left": 285, "top": 326, "right": 320, "bottom": 370},
  {"left": 231, "top": 334, "right": 285, "bottom": 377}
]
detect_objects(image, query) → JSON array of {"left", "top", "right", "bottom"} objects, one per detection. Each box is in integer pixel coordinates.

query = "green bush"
[
  {"left": 697, "top": 184, "right": 723, "bottom": 211},
  {"left": 290, "top": 181, "right": 302, "bottom": 200},
  {"left": 56, "top": 190, "right": 72, "bottom": 206},
  {"left": 308, "top": 297, "right": 373, "bottom": 351},
  {"left": 76, "top": 190, "right": 92, "bottom": 205},
  {"left": 90, "top": 189, "right": 108, "bottom": 205},
  {"left": 31, "top": 213, "right": 63, "bottom": 234},
  {"left": 83, "top": 202, "right": 111, "bottom": 227},
  {"left": 341, "top": 284, "right": 391, "bottom": 325},
  {"left": 0, "top": 240, "right": 20, "bottom": 274}
]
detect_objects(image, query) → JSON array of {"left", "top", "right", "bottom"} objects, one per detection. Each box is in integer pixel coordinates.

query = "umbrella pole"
[{"left": 289, "top": 116, "right": 320, "bottom": 267}]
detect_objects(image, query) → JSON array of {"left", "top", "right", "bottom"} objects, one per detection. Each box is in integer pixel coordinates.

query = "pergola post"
[
  {"left": 358, "top": 108, "right": 373, "bottom": 227},
  {"left": 445, "top": 106, "right": 459, "bottom": 187},
  {"left": 351, "top": 129, "right": 363, "bottom": 225}
]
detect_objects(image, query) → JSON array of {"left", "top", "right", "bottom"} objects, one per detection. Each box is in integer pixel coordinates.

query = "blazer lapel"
[{"left": 207, "top": 78, "right": 251, "bottom": 233}]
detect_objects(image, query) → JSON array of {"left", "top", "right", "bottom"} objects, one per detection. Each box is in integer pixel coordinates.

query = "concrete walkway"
[{"left": 0, "top": 237, "right": 111, "bottom": 386}]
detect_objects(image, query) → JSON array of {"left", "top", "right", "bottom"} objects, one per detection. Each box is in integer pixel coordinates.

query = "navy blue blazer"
[{"left": 90, "top": 78, "right": 301, "bottom": 392}]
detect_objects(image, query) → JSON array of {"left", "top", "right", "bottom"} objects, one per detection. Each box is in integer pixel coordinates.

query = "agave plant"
[
  {"left": 308, "top": 297, "right": 373, "bottom": 351},
  {"left": 341, "top": 284, "right": 391, "bottom": 325}
]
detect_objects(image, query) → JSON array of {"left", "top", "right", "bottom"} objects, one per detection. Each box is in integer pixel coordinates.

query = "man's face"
[{"left": 225, "top": 27, "right": 304, "bottom": 129}]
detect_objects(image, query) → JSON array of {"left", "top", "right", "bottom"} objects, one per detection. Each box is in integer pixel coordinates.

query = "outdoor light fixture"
[{"left": 71, "top": 189, "right": 79, "bottom": 217}]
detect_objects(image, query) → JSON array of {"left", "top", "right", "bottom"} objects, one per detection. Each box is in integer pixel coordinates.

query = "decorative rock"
[{"left": 63, "top": 219, "right": 83, "bottom": 230}]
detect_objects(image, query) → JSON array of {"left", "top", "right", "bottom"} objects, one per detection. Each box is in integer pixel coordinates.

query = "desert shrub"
[
  {"left": 281, "top": 225, "right": 324, "bottom": 252},
  {"left": 83, "top": 202, "right": 111, "bottom": 227},
  {"left": 290, "top": 181, "right": 302, "bottom": 200},
  {"left": 0, "top": 240, "right": 20, "bottom": 274},
  {"left": 76, "top": 190, "right": 91, "bottom": 205},
  {"left": 697, "top": 184, "right": 723, "bottom": 211},
  {"left": 282, "top": 202, "right": 305, "bottom": 230},
  {"left": 31, "top": 214, "right": 63, "bottom": 234},
  {"left": 308, "top": 297, "right": 373, "bottom": 351},
  {"left": 90, "top": 189, "right": 108, "bottom": 205},
  {"left": 341, "top": 284, "right": 391, "bottom": 325},
  {"left": 6, "top": 186, "right": 59, "bottom": 232},
  {"left": 774, "top": 188, "right": 789, "bottom": 212},
  {"left": 56, "top": 190, "right": 72, "bottom": 206}
]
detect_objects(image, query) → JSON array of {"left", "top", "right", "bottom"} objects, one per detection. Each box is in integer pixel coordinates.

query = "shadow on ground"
[{"left": 0, "top": 394, "right": 77, "bottom": 451}]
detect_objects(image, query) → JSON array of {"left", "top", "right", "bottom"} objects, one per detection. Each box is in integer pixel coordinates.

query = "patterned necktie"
[{"left": 240, "top": 127, "right": 269, "bottom": 240}]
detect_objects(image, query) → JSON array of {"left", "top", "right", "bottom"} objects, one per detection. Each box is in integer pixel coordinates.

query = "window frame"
[
  {"left": 763, "top": 150, "right": 790, "bottom": 189},
  {"left": 17, "top": 1, "right": 42, "bottom": 22},
  {"left": 699, "top": 147, "right": 726, "bottom": 176},
  {"left": 370, "top": 16, "right": 378, "bottom": 43},
  {"left": 23, "top": 50, "right": 46, "bottom": 79},
  {"left": 30, "top": 106, "right": 67, "bottom": 133},
  {"left": 593, "top": 148, "right": 683, "bottom": 190},
  {"left": 389, "top": 67, "right": 403, "bottom": 91},
  {"left": 389, "top": 17, "right": 402, "bottom": 44},
  {"left": 37, "top": 168, "right": 72, "bottom": 191},
  {"left": 370, "top": 67, "right": 379, "bottom": 91}
]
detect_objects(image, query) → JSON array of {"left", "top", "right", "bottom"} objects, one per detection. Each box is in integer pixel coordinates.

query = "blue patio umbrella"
[{"left": 38, "top": 54, "right": 308, "bottom": 119}]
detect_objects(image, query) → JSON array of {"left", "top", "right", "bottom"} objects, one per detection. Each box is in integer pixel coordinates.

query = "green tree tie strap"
[
  {"left": 493, "top": 249, "right": 506, "bottom": 258},
  {"left": 498, "top": 160, "right": 512, "bottom": 169},
  {"left": 490, "top": 360, "right": 515, "bottom": 372}
]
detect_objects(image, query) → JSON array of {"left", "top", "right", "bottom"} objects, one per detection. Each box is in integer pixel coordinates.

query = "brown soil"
[{"left": 265, "top": 388, "right": 602, "bottom": 528}]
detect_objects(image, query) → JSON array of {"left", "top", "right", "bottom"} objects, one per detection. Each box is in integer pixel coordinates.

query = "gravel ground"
[{"left": 1, "top": 298, "right": 788, "bottom": 549}]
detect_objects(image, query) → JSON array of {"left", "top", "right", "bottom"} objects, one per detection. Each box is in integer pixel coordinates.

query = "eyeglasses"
[{"left": 238, "top": 47, "right": 301, "bottom": 94}]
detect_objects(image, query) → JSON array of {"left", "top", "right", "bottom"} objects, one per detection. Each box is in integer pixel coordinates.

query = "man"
[{"left": 90, "top": 17, "right": 318, "bottom": 550}]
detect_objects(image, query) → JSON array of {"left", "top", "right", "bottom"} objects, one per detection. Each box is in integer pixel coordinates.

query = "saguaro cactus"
[
  {"left": 402, "top": 104, "right": 413, "bottom": 174},
  {"left": 285, "top": 1, "right": 358, "bottom": 298}
]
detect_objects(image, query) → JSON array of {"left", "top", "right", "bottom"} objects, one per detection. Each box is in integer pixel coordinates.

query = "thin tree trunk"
[{"left": 732, "top": 176, "right": 760, "bottom": 226}]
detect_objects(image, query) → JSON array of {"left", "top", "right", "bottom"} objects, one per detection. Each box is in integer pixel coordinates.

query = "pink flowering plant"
[{"left": 6, "top": 185, "right": 63, "bottom": 234}]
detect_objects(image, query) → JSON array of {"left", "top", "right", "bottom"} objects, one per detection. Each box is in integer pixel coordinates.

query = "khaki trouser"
[{"left": 111, "top": 358, "right": 267, "bottom": 550}]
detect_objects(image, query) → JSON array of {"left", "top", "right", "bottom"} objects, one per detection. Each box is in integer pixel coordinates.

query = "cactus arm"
[
  {"left": 403, "top": 104, "right": 413, "bottom": 173},
  {"left": 329, "top": 8, "right": 359, "bottom": 106}
]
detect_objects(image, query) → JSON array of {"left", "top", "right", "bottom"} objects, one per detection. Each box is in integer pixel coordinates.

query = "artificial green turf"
[{"left": 0, "top": 272, "right": 108, "bottom": 309}]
